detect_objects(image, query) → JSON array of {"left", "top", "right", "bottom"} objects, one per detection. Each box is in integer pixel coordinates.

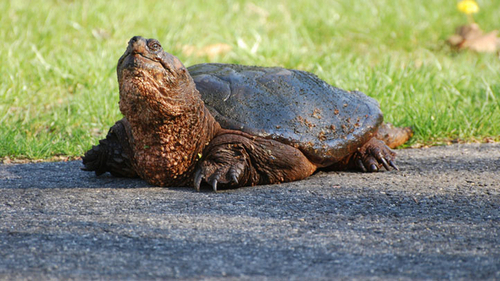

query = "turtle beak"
[{"left": 127, "top": 36, "right": 148, "bottom": 55}]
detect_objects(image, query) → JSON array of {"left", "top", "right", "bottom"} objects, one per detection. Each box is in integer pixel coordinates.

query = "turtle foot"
[
  {"left": 194, "top": 144, "right": 249, "bottom": 191},
  {"left": 354, "top": 138, "right": 398, "bottom": 172}
]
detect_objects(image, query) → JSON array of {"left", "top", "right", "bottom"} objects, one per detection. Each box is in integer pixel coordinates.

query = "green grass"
[{"left": 1, "top": 0, "right": 499, "bottom": 160}]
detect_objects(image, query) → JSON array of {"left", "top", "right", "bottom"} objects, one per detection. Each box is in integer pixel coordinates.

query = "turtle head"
[
  {"left": 117, "top": 36, "right": 199, "bottom": 118},
  {"left": 117, "top": 36, "right": 188, "bottom": 84}
]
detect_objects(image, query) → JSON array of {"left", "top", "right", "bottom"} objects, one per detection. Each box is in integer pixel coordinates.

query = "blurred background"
[{"left": 1, "top": 0, "right": 499, "bottom": 160}]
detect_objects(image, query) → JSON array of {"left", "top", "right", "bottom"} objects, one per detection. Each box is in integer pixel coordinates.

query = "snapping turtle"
[{"left": 82, "top": 36, "right": 412, "bottom": 190}]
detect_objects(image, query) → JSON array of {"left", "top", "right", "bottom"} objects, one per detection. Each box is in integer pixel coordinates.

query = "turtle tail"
[
  {"left": 82, "top": 119, "right": 138, "bottom": 178},
  {"left": 376, "top": 123, "right": 413, "bottom": 149}
]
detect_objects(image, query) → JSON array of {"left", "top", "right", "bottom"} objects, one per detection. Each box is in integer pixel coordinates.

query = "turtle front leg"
[
  {"left": 351, "top": 138, "right": 398, "bottom": 172},
  {"left": 194, "top": 132, "right": 317, "bottom": 191}
]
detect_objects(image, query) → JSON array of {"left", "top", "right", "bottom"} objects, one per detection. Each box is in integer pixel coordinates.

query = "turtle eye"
[{"left": 148, "top": 40, "right": 162, "bottom": 52}]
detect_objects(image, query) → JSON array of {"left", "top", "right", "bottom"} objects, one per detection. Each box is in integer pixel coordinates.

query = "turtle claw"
[
  {"left": 354, "top": 138, "right": 398, "bottom": 173},
  {"left": 194, "top": 169, "right": 203, "bottom": 192},
  {"left": 377, "top": 153, "right": 391, "bottom": 171},
  {"left": 356, "top": 158, "right": 367, "bottom": 172},
  {"left": 209, "top": 171, "right": 222, "bottom": 192},
  {"left": 389, "top": 160, "right": 399, "bottom": 171},
  {"left": 210, "top": 178, "right": 218, "bottom": 192},
  {"left": 193, "top": 150, "right": 247, "bottom": 191},
  {"left": 230, "top": 173, "right": 239, "bottom": 184},
  {"left": 228, "top": 166, "right": 241, "bottom": 184},
  {"left": 193, "top": 167, "right": 221, "bottom": 192}
]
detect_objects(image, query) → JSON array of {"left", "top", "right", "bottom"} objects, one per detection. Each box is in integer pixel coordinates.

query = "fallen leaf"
[{"left": 447, "top": 23, "right": 500, "bottom": 53}]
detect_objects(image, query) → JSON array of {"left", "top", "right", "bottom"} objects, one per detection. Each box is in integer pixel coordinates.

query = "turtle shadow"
[
  {"left": 0, "top": 161, "right": 147, "bottom": 190},
  {"left": 1, "top": 143, "right": 498, "bottom": 190}
]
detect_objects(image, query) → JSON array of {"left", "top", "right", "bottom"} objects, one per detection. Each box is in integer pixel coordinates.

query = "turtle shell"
[{"left": 188, "top": 63, "right": 383, "bottom": 167}]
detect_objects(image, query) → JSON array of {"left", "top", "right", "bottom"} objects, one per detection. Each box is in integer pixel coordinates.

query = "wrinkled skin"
[{"left": 83, "top": 36, "right": 412, "bottom": 191}]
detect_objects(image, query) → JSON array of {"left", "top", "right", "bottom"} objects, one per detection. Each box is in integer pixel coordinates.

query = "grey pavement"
[{"left": 0, "top": 143, "right": 499, "bottom": 280}]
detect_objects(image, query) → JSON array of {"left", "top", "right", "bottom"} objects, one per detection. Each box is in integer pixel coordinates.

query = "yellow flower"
[{"left": 457, "top": 0, "right": 479, "bottom": 15}]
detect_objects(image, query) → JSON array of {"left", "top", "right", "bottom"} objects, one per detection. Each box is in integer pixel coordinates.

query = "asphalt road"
[{"left": 1, "top": 143, "right": 499, "bottom": 280}]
